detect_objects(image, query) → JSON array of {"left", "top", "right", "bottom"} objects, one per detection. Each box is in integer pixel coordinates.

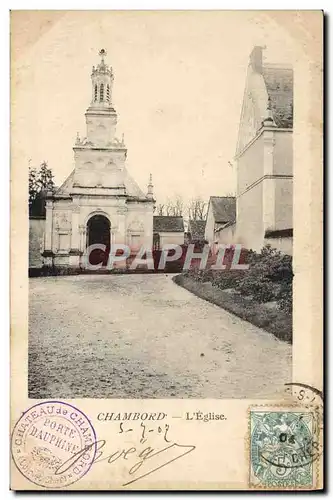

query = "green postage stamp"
[{"left": 249, "top": 410, "right": 321, "bottom": 489}]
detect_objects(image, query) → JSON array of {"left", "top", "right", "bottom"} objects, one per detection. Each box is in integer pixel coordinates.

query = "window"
[
  {"left": 106, "top": 84, "right": 110, "bottom": 102},
  {"left": 100, "top": 83, "right": 104, "bottom": 102},
  {"left": 94, "top": 84, "right": 98, "bottom": 101}
]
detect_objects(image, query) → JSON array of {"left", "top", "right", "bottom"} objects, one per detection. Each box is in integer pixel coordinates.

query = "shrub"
[
  {"left": 237, "top": 245, "right": 293, "bottom": 309},
  {"left": 276, "top": 281, "right": 293, "bottom": 313},
  {"left": 181, "top": 245, "right": 293, "bottom": 313}
]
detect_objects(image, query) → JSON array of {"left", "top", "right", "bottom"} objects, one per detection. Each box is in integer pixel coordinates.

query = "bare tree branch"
[
  {"left": 188, "top": 197, "right": 207, "bottom": 221},
  {"left": 156, "top": 203, "right": 165, "bottom": 216}
]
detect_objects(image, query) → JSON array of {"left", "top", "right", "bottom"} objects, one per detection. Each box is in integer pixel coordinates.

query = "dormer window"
[
  {"left": 100, "top": 83, "right": 104, "bottom": 102},
  {"left": 106, "top": 84, "right": 110, "bottom": 102}
]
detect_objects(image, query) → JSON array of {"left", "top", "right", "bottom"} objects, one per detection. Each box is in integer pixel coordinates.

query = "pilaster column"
[
  {"left": 70, "top": 205, "right": 80, "bottom": 252},
  {"left": 116, "top": 208, "right": 127, "bottom": 246},
  {"left": 144, "top": 204, "right": 154, "bottom": 248},
  {"left": 78, "top": 225, "right": 85, "bottom": 252},
  {"left": 262, "top": 129, "right": 276, "bottom": 233},
  {"left": 44, "top": 196, "right": 53, "bottom": 251}
]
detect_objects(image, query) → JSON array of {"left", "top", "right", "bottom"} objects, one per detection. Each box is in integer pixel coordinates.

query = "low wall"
[{"left": 264, "top": 237, "right": 293, "bottom": 256}]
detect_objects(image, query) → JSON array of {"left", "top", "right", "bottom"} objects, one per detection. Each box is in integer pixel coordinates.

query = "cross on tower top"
[{"left": 99, "top": 49, "right": 107, "bottom": 62}]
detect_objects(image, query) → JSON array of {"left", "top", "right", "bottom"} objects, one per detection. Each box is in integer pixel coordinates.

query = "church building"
[
  {"left": 42, "top": 50, "right": 155, "bottom": 269},
  {"left": 233, "top": 46, "right": 293, "bottom": 254}
]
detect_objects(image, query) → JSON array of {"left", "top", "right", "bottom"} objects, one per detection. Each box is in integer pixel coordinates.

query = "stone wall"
[
  {"left": 236, "top": 129, "right": 293, "bottom": 252},
  {"left": 236, "top": 181, "right": 264, "bottom": 251},
  {"left": 264, "top": 236, "right": 293, "bottom": 256},
  {"left": 236, "top": 134, "right": 265, "bottom": 251},
  {"left": 29, "top": 217, "right": 45, "bottom": 268},
  {"left": 273, "top": 131, "right": 293, "bottom": 231},
  {"left": 159, "top": 232, "right": 184, "bottom": 247},
  {"left": 217, "top": 224, "right": 237, "bottom": 247}
]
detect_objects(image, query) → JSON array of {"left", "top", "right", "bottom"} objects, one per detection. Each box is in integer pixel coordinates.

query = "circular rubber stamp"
[{"left": 11, "top": 401, "right": 97, "bottom": 488}]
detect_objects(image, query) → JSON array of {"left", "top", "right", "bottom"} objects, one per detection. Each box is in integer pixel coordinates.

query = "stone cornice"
[
  {"left": 73, "top": 147, "right": 127, "bottom": 153},
  {"left": 238, "top": 174, "right": 293, "bottom": 198},
  {"left": 85, "top": 108, "right": 116, "bottom": 117},
  {"left": 234, "top": 126, "right": 293, "bottom": 161}
]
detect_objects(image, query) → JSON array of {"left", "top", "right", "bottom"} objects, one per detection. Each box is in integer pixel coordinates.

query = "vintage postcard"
[{"left": 10, "top": 10, "right": 323, "bottom": 490}]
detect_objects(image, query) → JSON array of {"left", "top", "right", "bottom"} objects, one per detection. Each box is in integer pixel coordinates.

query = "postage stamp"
[
  {"left": 249, "top": 409, "right": 321, "bottom": 489},
  {"left": 11, "top": 401, "right": 97, "bottom": 488}
]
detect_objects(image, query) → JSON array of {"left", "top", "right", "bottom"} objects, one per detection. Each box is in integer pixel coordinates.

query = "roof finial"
[
  {"left": 99, "top": 48, "right": 107, "bottom": 63},
  {"left": 262, "top": 97, "right": 276, "bottom": 127},
  {"left": 267, "top": 96, "right": 272, "bottom": 111},
  {"left": 147, "top": 173, "right": 154, "bottom": 199},
  {"left": 75, "top": 132, "right": 80, "bottom": 145}
]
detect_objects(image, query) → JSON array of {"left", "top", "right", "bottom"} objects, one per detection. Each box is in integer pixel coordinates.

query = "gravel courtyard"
[{"left": 29, "top": 274, "right": 292, "bottom": 399}]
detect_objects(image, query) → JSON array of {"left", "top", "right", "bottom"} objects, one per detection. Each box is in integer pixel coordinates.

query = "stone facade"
[
  {"left": 234, "top": 46, "right": 293, "bottom": 254},
  {"left": 42, "top": 50, "right": 155, "bottom": 269}
]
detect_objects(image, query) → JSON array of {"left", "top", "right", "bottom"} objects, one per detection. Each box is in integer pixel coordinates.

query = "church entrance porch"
[
  {"left": 39, "top": 50, "right": 155, "bottom": 273},
  {"left": 86, "top": 214, "right": 111, "bottom": 267}
]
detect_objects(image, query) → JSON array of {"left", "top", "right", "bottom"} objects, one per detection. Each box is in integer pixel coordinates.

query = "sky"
[{"left": 11, "top": 11, "right": 297, "bottom": 205}]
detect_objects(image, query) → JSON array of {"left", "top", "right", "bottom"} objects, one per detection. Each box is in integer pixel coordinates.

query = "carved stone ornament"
[
  {"left": 54, "top": 211, "right": 71, "bottom": 228},
  {"left": 117, "top": 207, "right": 128, "bottom": 215},
  {"left": 72, "top": 204, "right": 80, "bottom": 214},
  {"left": 127, "top": 219, "right": 144, "bottom": 233}
]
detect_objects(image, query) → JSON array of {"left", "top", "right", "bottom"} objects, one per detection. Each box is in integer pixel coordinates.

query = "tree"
[
  {"left": 157, "top": 196, "right": 185, "bottom": 217},
  {"left": 188, "top": 197, "right": 207, "bottom": 221},
  {"left": 29, "top": 166, "right": 39, "bottom": 204},
  {"left": 155, "top": 204, "right": 165, "bottom": 216},
  {"left": 37, "top": 161, "right": 55, "bottom": 194},
  {"left": 155, "top": 196, "right": 207, "bottom": 222},
  {"left": 29, "top": 161, "right": 55, "bottom": 216},
  {"left": 169, "top": 195, "right": 184, "bottom": 217}
]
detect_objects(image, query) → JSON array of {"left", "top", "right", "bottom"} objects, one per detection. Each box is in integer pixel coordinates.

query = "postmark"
[
  {"left": 11, "top": 401, "right": 97, "bottom": 488},
  {"left": 249, "top": 408, "right": 322, "bottom": 489}
]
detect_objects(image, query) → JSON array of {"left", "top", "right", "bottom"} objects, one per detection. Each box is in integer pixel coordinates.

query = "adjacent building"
[
  {"left": 204, "top": 196, "right": 236, "bottom": 252},
  {"left": 153, "top": 216, "right": 185, "bottom": 250},
  {"left": 234, "top": 46, "right": 293, "bottom": 254}
]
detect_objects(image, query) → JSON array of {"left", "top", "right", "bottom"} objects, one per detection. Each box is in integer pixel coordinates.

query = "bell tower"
[
  {"left": 90, "top": 49, "right": 114, "bottom": 108},
  {"left": 85, "top": 49, "right": 118, "bottom": 147}
]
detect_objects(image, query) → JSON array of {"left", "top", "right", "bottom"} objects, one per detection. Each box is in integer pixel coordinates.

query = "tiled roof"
[
  {"left": 262, "top": 65, "right": 293, "bottom": 128},
  {"left": 153, "top": 216, "right": 184, "bottom": 233},
  {"left": 55, "top": 170, "right": 74, "bottom": 196},
  {"left": 123, "top": 168, "right": 146, "bottom": 198},
  {"left": 210, "top": 196, "right": 236, "bottom": 223},
  {"left": 188, "top": 220, "right": 206, "bottom": 240}
]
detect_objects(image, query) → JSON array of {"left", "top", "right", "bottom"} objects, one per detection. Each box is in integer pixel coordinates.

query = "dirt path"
[{"left": 29, "top": 274, "right": 291, "bottom": 399}]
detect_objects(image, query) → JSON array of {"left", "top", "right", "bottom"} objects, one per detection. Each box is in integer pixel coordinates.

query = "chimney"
[{"left": 249, "top": 46, "right": 264, "bottom": 73}]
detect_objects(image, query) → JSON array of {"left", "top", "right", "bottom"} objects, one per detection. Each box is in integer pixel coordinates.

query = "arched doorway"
[{"left": 86, "top": 215, "right": 110, "bottom": 267}]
